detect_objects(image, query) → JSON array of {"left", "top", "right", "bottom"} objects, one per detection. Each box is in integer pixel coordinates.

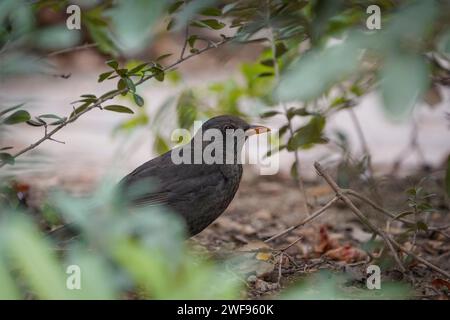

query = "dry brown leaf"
[
  {"left": 432, "top": 278, "right": 450, "bottom": 291},
  {"left": 324, "top": 244, "right": 367, "bottom": 263},
  {"left": 314, "top": 225, "right": 339, "bottom": 253}
]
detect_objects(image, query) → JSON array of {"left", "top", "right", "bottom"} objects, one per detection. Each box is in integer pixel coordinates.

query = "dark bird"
[{"left": 119, "top": 115, "right": 270, "bottom": 236}]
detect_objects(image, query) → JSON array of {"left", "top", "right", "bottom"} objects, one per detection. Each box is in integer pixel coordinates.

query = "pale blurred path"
[{"left": 1, "top": 51, "right": 449, "bottom": 181}]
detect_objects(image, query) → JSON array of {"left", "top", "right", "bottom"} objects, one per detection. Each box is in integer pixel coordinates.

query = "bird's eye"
[{"left": 223, "top": 125, "right": 234, "bottom": 131}]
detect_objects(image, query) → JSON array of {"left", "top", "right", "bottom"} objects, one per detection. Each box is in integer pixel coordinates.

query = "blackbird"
[{"left": 119, "top": 115, "right": 270, "bottom": 236}]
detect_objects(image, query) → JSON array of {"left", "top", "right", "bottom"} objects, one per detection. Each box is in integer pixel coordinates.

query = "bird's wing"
[{"left": 119, "top": 150, "right": 223, "bottom": 207}]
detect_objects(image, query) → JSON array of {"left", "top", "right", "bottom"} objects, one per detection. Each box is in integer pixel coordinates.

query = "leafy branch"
[{"left": 0, "top": 36, "right": 232, "bottom": 169}]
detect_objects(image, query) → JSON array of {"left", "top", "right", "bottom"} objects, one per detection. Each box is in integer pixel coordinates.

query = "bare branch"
[
  {"left": 264, "top": 196, "right": 339, "bottom": 243},
  {"left": 314, "top": 162, "right": 450, "bottom": 279}
]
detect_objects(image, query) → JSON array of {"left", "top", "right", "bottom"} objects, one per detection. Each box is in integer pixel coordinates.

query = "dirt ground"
[
  {"left": 11, "top": 162, "right": 450, "bottom": 300},
  {"left": 190, "top": 165, "right": 450, "bottom": 299}
]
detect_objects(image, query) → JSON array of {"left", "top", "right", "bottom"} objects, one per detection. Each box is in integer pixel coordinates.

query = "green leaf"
[
  {"left": 37, "top": 114, "right": 63, "bottom": 120},
  {"left": 287, "top": 107, "right": 311, "bottom": 119},
  {"left": 69, "top": 102, "right": 91, "bottom": 119},
  {"left": 275, "top": 42, "right": 288, "bottom": 58},
  {"left": 191, "top": 19, "right": 225, "bottom": 30},
  {"left": 115, "top": 112, "right": 149, "bottom": 132},
  {"left": 222, "top": 2, "right": 239, "bottom": 14},
  {"left": 85, "top": 19, "right": 118, "bottom": 55},
  {"left": 200, "top": 7, "right": 221, "bottom": 16},
  {"left": 33, "top": 25, "right": 81, "bottom": 50},
  {"left": 5, "top": 217, "right": 70, "bottom": 299},
  {"left": 156, "top": 53, "right": 172, "bottom": 62},
  {"left": 133, "top": 94, "right": 145, "bottom": 107},
  {"left": 260, "top": 111, "right": 280, "bottom": 118},
  {"left": 99, "top": 90, "right": 120, "bottom": 100},
  {"left": 81, "top": 94, "right": 97, "bottom": 99},
  {"left": 168, "top": 1, "right": 184, "bottom": 14},
  {"left": 117, "top": 78, "right": 127, "bottom": 91},
  {"left": 380, "top": 54, "right": 429, "bottom": 119},
  {"left": 176, "top": 91, "right": 197, "bottom": 128},
  {"left": 0, "top": 153, "right": 14, "bottom": 165},
  {"left": 154, "top": 135, "right": 170, "bottom": 154},
  {"left": 26, "top": 119, "right": 45, "bottom": 127},
  {"left": 104, "top": 105, "right": 134, "bottom": 114},
  {"left": 260, "top": 59, "right": 274, "bottom": 67},
  {"left": 2, "top": 110, "right": 31, "bottom": 125},
  {"left": 128, "top": 63, "right": 149, "bottom": 75},
  {"left": 257, "top": 72, "right": 274, "bottom": 78},
  {"left": 107, "top": 1, "right": 167, "bottom": 52},
  {"left": 0, "top": 258, "right": 20, "bottom": 299},
  {"left": 98, "top": 71, "right": 114, "bottom": 82},
  {"left": 151, "top": 67, "right": 165, "bottom": 82},
  {"left": 125, "top": 78, "right": 136, "bottom": 92},
  {"left": 277, "top": 41, "right": 360, "bottom": 102},
  {"left": 287, "top": 115, "right": 327, "bottom": 150},
  {"left": 187, "top": 35, "right": 198, "bottom": 48},
  {"left": 0, "top": 104, "right": 24, "bottom": 117},
  {"left": 106, "top": 60, "right": 119, "bottom": 70}
]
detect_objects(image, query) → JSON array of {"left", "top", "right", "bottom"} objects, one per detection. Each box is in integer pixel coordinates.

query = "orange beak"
[{"left": 245, "top": 125, "right": 271, "bottom": 136}]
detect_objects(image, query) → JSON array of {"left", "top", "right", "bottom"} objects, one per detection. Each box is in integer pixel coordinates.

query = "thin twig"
[
  {"left": 180, "top": 26, "right": 189, "bottom": 59},
  {"left": 264, "top": 196, "right": 338, "bottom": 243},
  {"left": 277, "top": 252, "right": 284, "bottom": 285},
  {"left": 46, "top": 43, "right": 98, "bottom": 57},
  {"left": 343, "top": 189, "right": 445, "bottom": 234},
  {"left": 314, "top": 162, "right": 405, "bottom": 271},
  {"left": 315, "top": 162, "right": 450, "bottom": 279},
  {"left": 0, "top": 37, "right": 232, "bottom": 168},
  {"left": 266, "top": 5, "right": 310, "bottom": 215},
  {"left": 279, "top": 236, "right": 303, "bottom": 252},
  {"left": 346, "top": 104, "right": 382, "bottom": 205}
]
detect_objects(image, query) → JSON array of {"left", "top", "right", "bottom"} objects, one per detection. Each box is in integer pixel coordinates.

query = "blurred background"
[{"left": 0, "top": 0, "right": 449, "bottom": 300}]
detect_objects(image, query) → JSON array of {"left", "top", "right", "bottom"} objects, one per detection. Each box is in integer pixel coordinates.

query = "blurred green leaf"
[
  {"left": 380, "top": 54, "right": 428, "bottom": 119},
  {"left": 200, "top": 7, "right": 221, "bottom": 16},
  {"left": 0, "top": 153, "right": 14, "bottom": 165},
  {"left": 106, "top": 60, "right": 119, "bottom": 70},
  {"left": 0, "top": 104, "right": 24, "bottom": 117},
  {"left": 5, "top": 216, "right": 70, "bottom": 299},
  {"left": 98, "top": 71, "right": 114, "bottom": 82},
  {"left": 287, "top": 115, "right": 327, "bottom": 150},
  {"left": 2, "top": 110, "right": 30, "bottom": 124},
  {"left": 106, "top": 0, "right": 168, "bottom": 53},
  {"left": 104, "top": 105, "right": 134, "bottom": 114},
  {"left": 154, "top": 135, "right": 170, "bottom": 155},
  {"left": 191, "top": 19, "right": 225, "bottom": 30},
  {"left": 33, "top": 25, "right": 81, "bottom": 50},
  {"left": 177, "top": 91, "right": 198, "bottom": 128},
  {"left": 283, "top": 271, "right": 411, "bottom": 300},
  {"left": 133, "top": 94, "right": 145, "bottom": 107},
  {"left": 277, "top": 41, "right": 360, "bottom": 102}
]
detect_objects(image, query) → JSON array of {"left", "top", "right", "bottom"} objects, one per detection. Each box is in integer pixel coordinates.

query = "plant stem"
[
  {"left": 0, "top": 37, "right": 232, "bottom": 169},
  {"left": 267, "top": 14, "right": 310, "bottom": 215}
]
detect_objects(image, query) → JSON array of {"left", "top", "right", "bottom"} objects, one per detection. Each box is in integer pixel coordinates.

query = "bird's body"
[
  {"left": 119, "top": 115, "right": 269, "bottom": 236},
  {"left": 120, "top": 150, "right": 242, "bottom": 235}
]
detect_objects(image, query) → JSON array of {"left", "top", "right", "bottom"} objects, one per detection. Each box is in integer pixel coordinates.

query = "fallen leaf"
[
  {"left": 324, "top": 244, "right": 367, "bottom": 263},
  {"left": 432, "top": 278, "right": 450, "bottom": 291},
  {"left": 315, "top": 225, "right": 339, "bottom": 253}
]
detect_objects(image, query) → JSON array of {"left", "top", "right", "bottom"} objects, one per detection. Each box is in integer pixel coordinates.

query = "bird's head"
[
  {"left": 186, "top": 115, "right": 270, "bottom": 165},
  {"left": 200, "top": 115, "right": 270, "bottom": 137}
]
